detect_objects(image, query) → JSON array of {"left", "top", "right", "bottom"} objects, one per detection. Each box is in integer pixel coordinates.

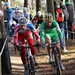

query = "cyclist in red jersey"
[{"left": 14, "top": 17, "right": 40, "bottom": 75}]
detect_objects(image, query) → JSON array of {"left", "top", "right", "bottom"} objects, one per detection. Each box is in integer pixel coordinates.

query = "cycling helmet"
[
  {"left": 37, "top": 11, "right": 42, "bottom": 16},
  {"left": 14, "top": 6, "right": 20, "bottom": 12},
  {"left": 18, "top": 17, "right": 28, "bottom": 25},
  {"left": 45, "top": 13, "right": 53, "bottom": 21},
  {"left": 14, "top": 6, "right": 20, "bottom": 10},
  {"left": 23, "top": 7, "right": 27, "bottom": 12}
]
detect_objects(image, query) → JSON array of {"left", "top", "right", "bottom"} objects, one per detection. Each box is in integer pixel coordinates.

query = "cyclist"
[
  {"left": 10, "top": 6, "right": 24, "bottom": 23},
  {"left": 40, "top": 13, "right": 65, "bottom": 71},
  {"left": 9, "top": 7, "right": 24, "bottom": 36},
  {"left": 14, "top": 17, "right": 40, "bottom": 75},
  {"left": 23, "top": 7, "right": 30, "bottom": 20},
  {"left": 32, "top": 11, "right": 44, "bottom": 29}
]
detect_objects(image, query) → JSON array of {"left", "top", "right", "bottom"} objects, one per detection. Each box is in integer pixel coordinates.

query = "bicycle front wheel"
[
  {"left": 54, "top": 54, "right": 62, "bottom": 75},
  {"left": 29, "top": 56, "right": 35, "bottom": 75}
]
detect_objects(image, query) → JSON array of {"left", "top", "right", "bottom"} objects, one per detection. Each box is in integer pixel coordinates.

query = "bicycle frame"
[
  {"left": 27, "top": 48, "right": 33, "bottom": 58},
  {"left": 25, "top": 45, "right": 36, "bottom": 75}
]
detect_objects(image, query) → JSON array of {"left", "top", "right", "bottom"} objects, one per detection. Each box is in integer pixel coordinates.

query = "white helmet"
[
  {"left": 14, "top": 6, "right": 20, "bottom": 13},
  {"left": 23, "top": 7, "right": 27, "bottom": 12},
  {"left": 37, "top": 11, "right": 42, "bottom": 16},
  {"left": 18, "top": 17, "right": 28, "bottom": 25}
]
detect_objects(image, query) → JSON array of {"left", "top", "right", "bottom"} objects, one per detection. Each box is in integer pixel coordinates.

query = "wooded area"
[{"left": 0, "top": 0, "right": 75, "bottom": 75}]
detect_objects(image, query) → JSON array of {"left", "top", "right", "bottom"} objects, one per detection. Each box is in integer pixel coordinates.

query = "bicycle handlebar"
[
  {"left": 45, "top": 41, "right": 60, "bottom": 46},
  {"left": 19, "top": 43, "right": 41, "bottom": 49}
]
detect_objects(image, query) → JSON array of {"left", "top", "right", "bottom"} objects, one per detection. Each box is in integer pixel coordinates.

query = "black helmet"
[{"left": 18, "top": 17, "right": 28, "bottom": 25}]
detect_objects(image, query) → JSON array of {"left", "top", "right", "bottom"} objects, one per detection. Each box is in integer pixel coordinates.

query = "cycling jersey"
[
  {"left": 10, "top": 11, "right": 24, "bottom": 23},
  {"left": 24, "top": 12, "right": 30, "bottom": 20},
  {"left": 14, "top": 23, "right": 40, "bottom": 45},
  {"left": 40, "top": 20, "right": 63, "bottom": 42},
  {"left": 13, "top": 23, "right": 40, "bottom": 64}
]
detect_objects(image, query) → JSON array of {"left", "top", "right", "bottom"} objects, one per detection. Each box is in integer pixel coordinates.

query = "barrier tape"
[
  {"left": 0, "top": 36, "right": 8, "bottom": 75},
  {"left": 64, "top": 30, "right": 75, "bottom": 34},
  {"left": 0, "top": 36, "right": 8, "bottom": 56}
]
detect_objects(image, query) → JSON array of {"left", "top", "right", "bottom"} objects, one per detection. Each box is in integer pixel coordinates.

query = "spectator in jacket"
[
  {"left": 3, "top": 2, "right": 10, "bottom": 34},
  {"left": 60, "top": 1, "right": 69, "bottom": 40},
  {"left": 56, "top": 4, "right": 67, "bottom": 52},
  {"left": 65, "top": 0, "right": 74, "bottom": 40}
]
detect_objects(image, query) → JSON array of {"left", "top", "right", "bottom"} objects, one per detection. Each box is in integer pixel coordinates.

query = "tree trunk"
[
  {"left": 46, "top": 0, "right": 55, "bottom": 19},
  {"left": 24, "top": 0, "right": 28, "bottom": 7},
  {"left": 36, "top": 0, "right": 41, "bottom": 13},
  {"left": 0, "top": 0, "right": 11, "bottom": 74}
]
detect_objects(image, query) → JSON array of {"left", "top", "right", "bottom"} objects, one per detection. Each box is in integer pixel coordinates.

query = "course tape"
[{"left": 0, "top": 36, "right": 8, "bottom": 56}]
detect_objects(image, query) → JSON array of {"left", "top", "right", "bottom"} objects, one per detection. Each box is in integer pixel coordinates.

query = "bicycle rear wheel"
[{"left": 29, "top": 56, "right": 35, "bottom": 75}]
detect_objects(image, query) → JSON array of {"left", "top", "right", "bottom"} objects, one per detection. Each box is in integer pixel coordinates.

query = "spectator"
[
  {"left": 23, "top": 7, "right": 30, "bottom": 21},
  {"left": 56, "top": 4, "right": 67, "bottom": 52},
  {"left": 32, "top": 11, "right": 44, "bottom": 29},
  {"left": 60, "top": 1, "right": 69, "bottom": 40},
  {"left": 3, "top": 2, "right": 10, "bottom": 34},
  {"left": 65, "top": 0, "right": 74, "bottom": 40}
]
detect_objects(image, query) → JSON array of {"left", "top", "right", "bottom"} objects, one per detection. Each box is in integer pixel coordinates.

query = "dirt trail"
[{"left": 8, "top": 39, "right": 75, "bottom": 75}]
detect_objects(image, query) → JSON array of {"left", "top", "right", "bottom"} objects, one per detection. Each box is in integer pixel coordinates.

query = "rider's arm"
[
  {"left": 32, "top": 30, "right": 40, "bottom": 42},
  {"left": 36, "top": 17, "right": 44, "bottom": 21},
  {"left": 55, "top": 21, "right": 63, "bottom": 39},
  {"left": 40, "top": 22, "right": 45, "bottom": 42},
  {"left": 36, "top": 15, "right": 44, "bottom": 21},
  {"left": 27, "top": 23, "right": 40, "bottom": 42}
]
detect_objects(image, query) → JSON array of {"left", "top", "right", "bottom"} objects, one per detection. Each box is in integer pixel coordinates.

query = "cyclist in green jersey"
[{"left": 40, "top": 13, "right": 65, "bottom": 71}]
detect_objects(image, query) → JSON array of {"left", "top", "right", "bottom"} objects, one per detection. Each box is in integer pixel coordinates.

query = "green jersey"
[{"left": 40, "top": 20, "right": 63, "bottom": 42}]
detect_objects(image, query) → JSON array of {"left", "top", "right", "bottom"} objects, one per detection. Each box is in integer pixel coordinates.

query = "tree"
[
  {"left": 24, "top": 0, "right": 28, "bottom": 7},
  {"left": 0, "top": 0, "right": 11, "bottom": 74},
  {"left": 36, "top": 0, "right": 41, "bottom": 13},
  {"left": 46, "top": 0, "right": 55, "bottom": 19},
  {"left": 41, "top": 0, "right": 47, "bottom": 14}
]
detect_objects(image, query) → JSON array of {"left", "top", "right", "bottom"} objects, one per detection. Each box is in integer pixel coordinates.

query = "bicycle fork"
[
  {"left": 27, "top": 49, "right": 35, "bottom": 75},
  {"left": 53, "top": 47, "right": 62, "bottom": 75}
]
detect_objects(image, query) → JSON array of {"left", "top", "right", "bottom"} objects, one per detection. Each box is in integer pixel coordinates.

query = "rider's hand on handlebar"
[{"left": 19, "top": 43, "right": 26, "bottom": 47}]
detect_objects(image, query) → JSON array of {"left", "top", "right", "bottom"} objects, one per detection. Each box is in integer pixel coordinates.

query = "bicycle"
[
  {"left": 19, "top": 44, "right": 38, "bottom": 75},
  {"left": 45, "top": 42, "right": 62, "bottom": 75}
]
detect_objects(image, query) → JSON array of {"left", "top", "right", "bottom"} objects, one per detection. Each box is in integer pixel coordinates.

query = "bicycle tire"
[
  {"left": 54, "top": 53, "right": 62, "bottom": 75},
  {"left": 14, "top": 44, "right": 17, "bottom": 54},
  {"left": 29, "top": 56, "right": 35, "bottom": 75}
]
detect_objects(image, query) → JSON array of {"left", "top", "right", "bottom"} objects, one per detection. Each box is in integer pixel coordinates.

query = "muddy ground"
[{"left": 3, "top": 39, "right": 75, "bottom": 75}]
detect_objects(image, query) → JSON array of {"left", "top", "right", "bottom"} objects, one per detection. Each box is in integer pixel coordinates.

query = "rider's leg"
[
  {"left": 45, "top": 36, "right": 53, "bottom": 63},
  {"left": 27, "top": 34, "right": 38, "bottom": 66},
  {"left": 56, "top": 43, "right": 65, "bottom": 71},
  {"left": 56, "top": 43, "right": 61, "bottom": 60}
]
